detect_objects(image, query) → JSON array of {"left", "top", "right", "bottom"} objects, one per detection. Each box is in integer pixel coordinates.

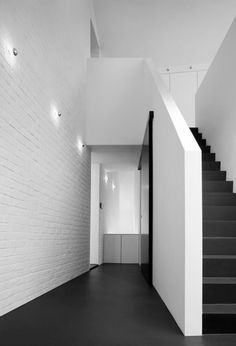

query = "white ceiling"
[
  {"left": 91, "top": 146, "right": 141, "bottom": 169},
  {"left": 93, "top": 0, "right": 236, "bottom": 67}
]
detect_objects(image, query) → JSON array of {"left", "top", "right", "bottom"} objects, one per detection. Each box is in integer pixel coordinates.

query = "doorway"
[{"left": 89, "top": 146, "right": 141, "bottom": 268}]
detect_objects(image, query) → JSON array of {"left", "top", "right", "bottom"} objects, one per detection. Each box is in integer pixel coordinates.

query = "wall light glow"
[
  {"left": 2, "top": 38, "right": 17, "bottom": 68},
  {"left": 112, "top": 182, "right": 116, "bottom": 191},
  {"left": 50, "top": 104, "right": 60, "bottom": 127},
  {"left": 104, "top": 174, "right": 109, "bottom": 184},
  {"left": 77, "top": 137, "right": 84, "bottom": 153}
]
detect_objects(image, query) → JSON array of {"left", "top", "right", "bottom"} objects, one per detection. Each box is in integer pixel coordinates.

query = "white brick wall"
[{"left": 0, "top": 0, "right": 92, "bottom": 316}]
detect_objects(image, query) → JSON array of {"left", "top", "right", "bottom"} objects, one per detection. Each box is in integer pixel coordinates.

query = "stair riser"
[
  {"left": 202, "top": 171, "right": 226, "bottom": 181},
  {"left": 204, "top": 284, "right": 236, "bottom": 304},
  {"left": 201, "top": 146, "right": 211, "bottom": 153},
  {"left": 190, "top": 127, "right": 200, "bottom": 136},
  {"left": 203, "top": 181, "right": 233, "bottom": 192},
  {"left": 202, "top": 162, "right": 221, "bottom": 171},
  {"left": 204, "top": 221, "right": 236, "bottom": 237},
  {"left": 197, "top": 139, "right": 206, "bottom": 146},
  {"left": 203, "top": 193, "right": 236, "bottom": 206},
  {"left": 194, "top": 135, "right": 203, "bottom": 142},
  {"left": 204, "top": 258, "right": 236, "bottom": 277},
  {"left": 202, "top": 153, "right": 216, "bottom": 161},
  {"left": 204, "top": 239, "right": 236, "bottom": 255},
  {"left": 204, "top": 206, "right": 236, "bottom": 220},
  {"left": 203, "top": 314, "right": 236, "bottom": 334}
]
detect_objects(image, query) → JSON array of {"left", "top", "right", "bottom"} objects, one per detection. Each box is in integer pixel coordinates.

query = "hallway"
[{"left": 0, "top": 265, "right": 236, "bottom": 346}]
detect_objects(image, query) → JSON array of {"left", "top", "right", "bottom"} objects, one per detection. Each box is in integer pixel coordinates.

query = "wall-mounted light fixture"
[
  {"left": 77, "top": 138, "right": 85, "bottom": 153},
  {"left": 112, "top": 182, "right": 116, "bottom": 191},
  {"left": 2, "top": 38, "right": 17, "bottom": 67},
  {"left": 58, "top": 112, "right": 61, "bottom": 117},
  {"left": 50, "top": 104, "right": 60, "bottom": 126},
  {"left": 104, "top": 174, "right": 109, "bottom": 184},
  {"left": 12, "top": 48, "right": 18, "bottom": 56}
]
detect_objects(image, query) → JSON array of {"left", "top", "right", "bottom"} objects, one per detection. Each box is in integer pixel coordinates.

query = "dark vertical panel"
[{"left": 138, "top": 111, "right": 154, "bottom": 285}]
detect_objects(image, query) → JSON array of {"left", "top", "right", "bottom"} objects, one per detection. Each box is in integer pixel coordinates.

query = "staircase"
[{"left": 190, "top": 127, "right": 236, "bottom": 334}]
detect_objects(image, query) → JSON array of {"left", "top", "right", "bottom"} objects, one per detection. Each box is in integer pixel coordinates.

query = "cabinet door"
[
  {"left": 103, "top": 234, "right": 121, "bottom": 263},
  {"left": 121, "top": 235, "right": 139, "bottom": 264},
  {"left": 170, "top": 72, "right": 197, "bottom": 127}
]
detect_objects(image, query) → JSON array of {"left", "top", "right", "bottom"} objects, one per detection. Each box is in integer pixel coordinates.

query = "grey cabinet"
[{"left": 104, "top": 234, "right": 139, "bottom": 263}]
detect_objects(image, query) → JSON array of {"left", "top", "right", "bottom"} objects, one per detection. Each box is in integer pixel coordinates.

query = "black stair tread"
[
  {"left": 190, "top": 128, "right": 203, "bottom": 141},
  {"left": 203, "top": 277, "right": 236, "bottom": 284},
  {"left": 202, "top": 171, "right": 226, "bottom": 180},
  {"left": 204, "top": 220, "right": 236, "bottom": 228},
  {"left": 202, "top": 170, "right": 226, "bottom": 174},
  {"left": 203, "top": 193, "right": 236, "bottom": 206},
  {"left": 204, "top": 220, "right": 236, "bottom": 224},
  {"left": 204, "top": 220, "right": 236, "bottom": 237},
  {"left": 202, "top": 145, "right": 211, "bottom": 151},
  {"left": 197, "top": 139, "right": 207, "bottom": 146},
  {"left": 203, "top": 206, "right": 236, "bottom": 220},
  {"left": 190, "top": 127, "right": 199, "bottom": 133},
  {"left": 202, "top": 153, "right": 216, "bottom": 161},
  {"left": 192, "top": 132, "right": 202, "bottom": 138},
  {"left": 203, "top": 181, "right": 233, "bottom": 192},
  {"left": 203, "top": 237, "right": 236, "bottom": 255},
  {"left": 203, "top": 314, "right": 236, "bottom": 334},
  {"left": 202, "top": 161, "right": 221, "bottom": 170},
  {"left": 194, "top": 134, "right": 203, "bottom": 141},
  {"left": 203, "top": 304, "right": 236, "bottom": 314},
  {"left": 203, "top": 224, "right": 236, "bottom": 238},
  {"left": 204, "top": 237, "right": 236, "bottom": 239},
  {"left": 204, "top": 206, "right": 236, "bottom": 209},
  {"left": 201, "top": 146, "right": 211, "bottom": 153},
  {"left": 204, "top": 255, "right": 236, "bottom": 259},
  {"left": 203, "top": 180, "right": 233, "bottom": 184},
  {"left": 204, "top": 192, "right": 236, "bottom": 195}
]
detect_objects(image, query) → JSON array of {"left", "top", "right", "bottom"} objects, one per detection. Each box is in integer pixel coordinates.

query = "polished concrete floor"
[{"left": 1, "top": 264, "right": 236, "bottom": 346}]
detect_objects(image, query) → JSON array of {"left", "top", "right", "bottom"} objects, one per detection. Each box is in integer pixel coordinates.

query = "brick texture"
[{"left": 0, "top": 0, "right": 91, "bottom": 316}]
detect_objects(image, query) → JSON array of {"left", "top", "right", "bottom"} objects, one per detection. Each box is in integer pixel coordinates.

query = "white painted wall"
[
  {"left": 89, "top": 0, "right": 101, "bottom": 50},
  {"left": 159, "top": 65, "right": 208, "bottom": 127},
  {"left": 87, "top": 59, "right": 208, "bottom": 144},
  {"left": 87, "top": 59, "right": 148, "bottom": 145},
  {"left": 0, "top": 0, "right": 93, "bottom": 317},
  {"left": 196, "top": 18, "right": 236, "bottom": 191},
  {"left": 145, "top": 61, "right": 202, "bottom": 336}
]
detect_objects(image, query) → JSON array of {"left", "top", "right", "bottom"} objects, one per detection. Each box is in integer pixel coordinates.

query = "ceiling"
[{"left": 93, "top": 0, "right": 236, "bottom": 67}]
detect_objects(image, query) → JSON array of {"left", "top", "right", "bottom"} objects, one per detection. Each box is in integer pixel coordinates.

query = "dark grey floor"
[{"left": 1, "top": 264, "right": 236, "bottom": 346}]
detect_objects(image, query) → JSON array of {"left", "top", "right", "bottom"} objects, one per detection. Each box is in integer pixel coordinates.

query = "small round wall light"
[
  {"left": 104, "top": 174, "right": 109, "bottom": 184},
  {"left": 12, "top": 48, "right": 18, "bottom": 56},
  {"left": 58, "top": 112, "right": 62, "bottom": 117},
  {"left": 77, "top": 138, "right": 85, "bottom": 153}
]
